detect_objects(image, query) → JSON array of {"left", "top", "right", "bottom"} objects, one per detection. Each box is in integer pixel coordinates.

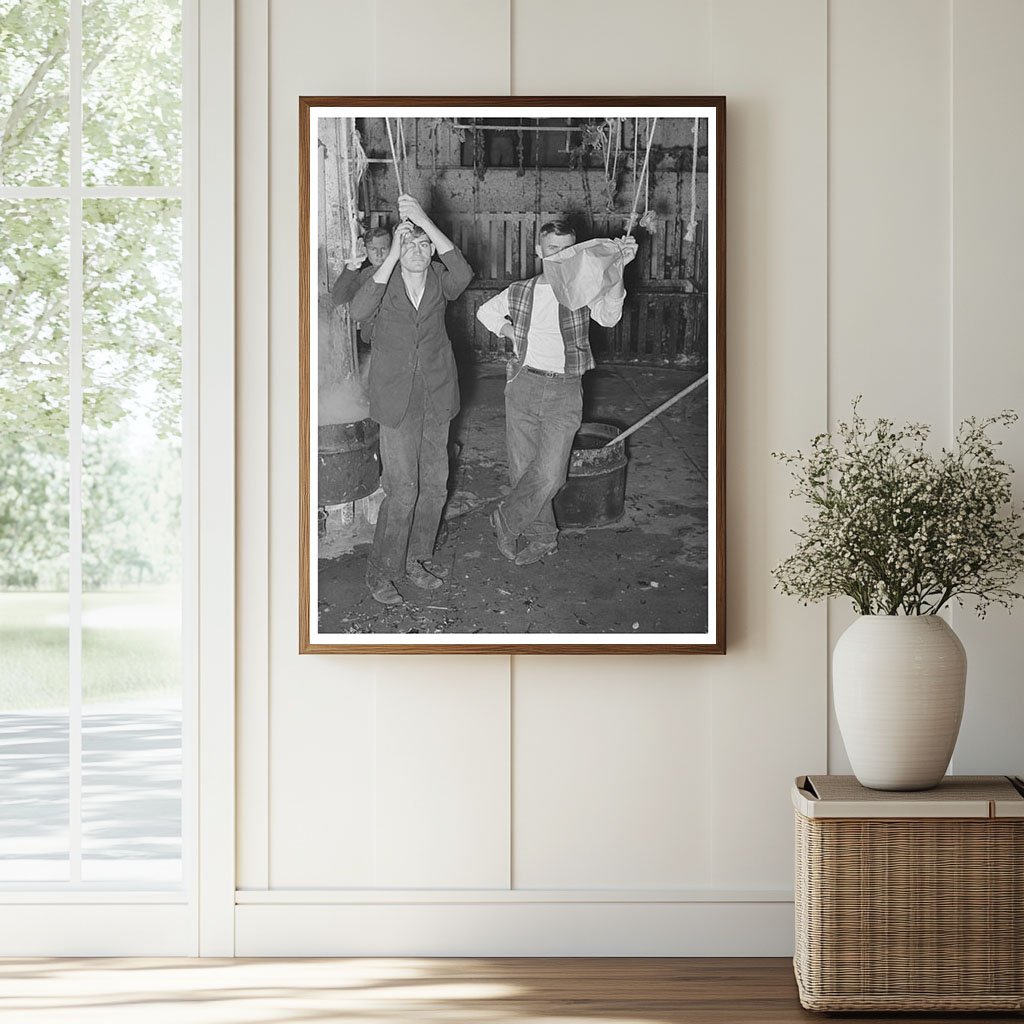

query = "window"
[{"left": 0, "top": 0, "right": 192, "bottom": 890}]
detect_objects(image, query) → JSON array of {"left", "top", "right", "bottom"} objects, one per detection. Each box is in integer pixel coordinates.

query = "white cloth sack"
[{"left": 542, "top": 238, "right": 624, "bottom": 311}]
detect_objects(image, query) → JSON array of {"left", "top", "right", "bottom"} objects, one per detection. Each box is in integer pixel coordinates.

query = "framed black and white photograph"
[{"left": 299, "top": 97, "right": 725, "bottom": 653}]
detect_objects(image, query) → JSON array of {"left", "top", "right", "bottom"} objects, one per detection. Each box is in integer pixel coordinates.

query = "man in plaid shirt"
[{"left": 476, "top": 220, "right": 638, "bottom": 566}]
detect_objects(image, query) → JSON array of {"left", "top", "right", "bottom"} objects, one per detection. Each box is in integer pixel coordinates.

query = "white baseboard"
[{"left": 235, "top": 898, "right": 795, "bottom": 956}]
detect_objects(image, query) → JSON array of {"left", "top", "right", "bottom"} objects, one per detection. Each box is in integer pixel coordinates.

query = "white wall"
[{"left": 233, "top": 0, "right": 1024, "bottom": 955}]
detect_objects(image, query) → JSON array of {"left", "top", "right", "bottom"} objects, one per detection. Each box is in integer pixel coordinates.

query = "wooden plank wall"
[{"left": 366, "top": 210, "right": 709, "bottom": 367}]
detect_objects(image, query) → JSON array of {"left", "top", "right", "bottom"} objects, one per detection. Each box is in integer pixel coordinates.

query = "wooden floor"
[{"left": 0, "top": 957, "right": 1020, "bottom": 1023}]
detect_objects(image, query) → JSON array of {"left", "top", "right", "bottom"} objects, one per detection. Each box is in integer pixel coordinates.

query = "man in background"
[
  {"left": 476, "top": 219, "right": 637, "bottom": 566},
  {"left": 349, "top": 194, "right": 473, "bottom": 606},
  {"left": 330, "top": 224, "right": 392, "bottom": 307}
]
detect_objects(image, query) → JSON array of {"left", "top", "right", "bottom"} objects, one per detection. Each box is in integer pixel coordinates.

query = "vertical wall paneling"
[
  {"left": 374, "top": 660, "right": 511, "bottom": 888},
  {"left": 265, "top": 1, "right": 514, "bottom": 894},
  {"left": 513, "top": 658, "right": 713, "bottom": 889},
  {"left": 708, "top": 0, "right": 828, "bottom": 889},
  {"left": 231, "top": 0, "right": 1024, "bottom": 955},
  {"left": 266, "top": 0, "right": 379, "bottom": 888},
  {"left": 374, "top": 0, "right": 511, "bottom": 95},
  {"left": 512, "top": 0, "right": 712, "bottom": 94},
  {"left": 949, "top": 0, "right": 1024, "bottom": 777},
  {"left": 236, "top": 0, "right": 270, "bottom": 892},
  {"left": 369, "top": 2, "right": 515, "bottom": 892},
  {"left": 270, "top": 672, "right": 378, "bottom": 886},
  {"left": 827, "top": 0, "right": 951, "bottom": 773},
  {"left": 828, "top": 0, "right": 950, "bottom": 423},
  {"left": 510, "top": 0, "right": 721, "bottom": 901}
]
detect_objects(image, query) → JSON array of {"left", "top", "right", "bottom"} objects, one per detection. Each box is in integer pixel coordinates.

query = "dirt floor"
[{"left": 318, "top": 361, "right": 709, "bottom": 636}]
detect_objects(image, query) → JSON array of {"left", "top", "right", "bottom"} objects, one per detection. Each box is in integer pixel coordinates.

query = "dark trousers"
[
  {"left": 499, "top": 368, "right": 583, "bottom": 544},
  {"left": 368, "top": 371, "right": 450, "bottom": 580}
]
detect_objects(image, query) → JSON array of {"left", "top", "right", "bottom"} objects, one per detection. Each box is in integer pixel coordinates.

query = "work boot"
[
  {"left": 490, "top": 507, "right": 518, "bottom": 561},
  {"left": 406, "top": 560, "right": 444, "bottom": 590},
  {"left": 514, "top": 540, "right": 557, "bottom": 566},
  {"left": 367, "top": 573, "right": 404, "bottom": 606}
]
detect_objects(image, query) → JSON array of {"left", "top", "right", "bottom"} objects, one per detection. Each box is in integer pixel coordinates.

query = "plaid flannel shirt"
[{"left": 506, "top": 276, "right": 594, "bottom": 377}]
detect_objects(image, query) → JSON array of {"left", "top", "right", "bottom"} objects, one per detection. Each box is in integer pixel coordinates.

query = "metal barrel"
[
  {"left": 553, "top": 422, "right": 628, "bottom": 528},
  {"left": 317, "top": 417, "right": 381, "bottom": 506}
]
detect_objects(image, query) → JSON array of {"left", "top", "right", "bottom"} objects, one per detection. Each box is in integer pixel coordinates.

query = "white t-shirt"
[{"left": 519, "top": 282, "right": 565, "bottom": 372}]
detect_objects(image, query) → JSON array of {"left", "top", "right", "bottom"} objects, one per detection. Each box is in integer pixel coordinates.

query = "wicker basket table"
[{"left": 793, "top": 774, "right": 1024, "bottom": 1012}]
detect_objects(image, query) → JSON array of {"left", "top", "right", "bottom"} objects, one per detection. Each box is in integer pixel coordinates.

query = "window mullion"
[
  {"left": 68, "top": 0, "right": 83, "bottom": 885},
  {"left": 0, "top": 186, "right": 185, "bottom": 199}
]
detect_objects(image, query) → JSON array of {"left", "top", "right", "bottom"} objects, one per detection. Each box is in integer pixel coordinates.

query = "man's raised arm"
[
  {"left": 348, "top": 223, "right": 410, "bottom": 321},
  {"left": 398, "top": 193, "right": 473, "bottom": 299},
  {"left": 589, "top": 235, "right": 639, "bottom": 327}
]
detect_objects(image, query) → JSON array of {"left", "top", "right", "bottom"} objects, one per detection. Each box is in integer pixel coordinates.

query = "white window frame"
[
  {"left": 195, "top": 0, "right": 236, "bottom": 958},
  {"left": 0, "top": 0, "right": 234, "bottom": 956}
]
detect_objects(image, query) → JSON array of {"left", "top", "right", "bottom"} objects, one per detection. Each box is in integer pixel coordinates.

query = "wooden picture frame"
[{"left": 300, "top": 97, "right": 725, "bottom": 653}]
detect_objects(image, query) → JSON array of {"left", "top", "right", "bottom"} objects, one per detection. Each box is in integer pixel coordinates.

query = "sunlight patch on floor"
[{"left": 0, "top": 958, "right": 682, "bottom": 1024}]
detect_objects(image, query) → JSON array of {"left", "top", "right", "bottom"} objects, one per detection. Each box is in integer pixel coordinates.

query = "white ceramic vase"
[{"left": 833, "top": 615, "right": 967, "bottom": 791}]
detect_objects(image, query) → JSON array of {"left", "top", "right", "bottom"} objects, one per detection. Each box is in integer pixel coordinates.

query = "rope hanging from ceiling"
[{"left": 625, "top": 116, "right": 658, "bottom": 237}]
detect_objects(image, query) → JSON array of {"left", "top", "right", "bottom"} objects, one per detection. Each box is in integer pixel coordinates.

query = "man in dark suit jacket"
[{"left": 349, "top": 194, "right": 473, "bottom": 606}]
